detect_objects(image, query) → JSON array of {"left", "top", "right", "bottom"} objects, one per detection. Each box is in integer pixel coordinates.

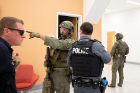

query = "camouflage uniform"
[
  {"left": 109, "top": 33, "right": 129, "bottom": 87},
  {"left": 26, "top": 21, "right": 75, "bottom": 93},
  {"left": 42, "top": 21, "right": 75, "bottom": 93},
  {"left": 42, "top": 36, "right": 75, "bottom": 93}
]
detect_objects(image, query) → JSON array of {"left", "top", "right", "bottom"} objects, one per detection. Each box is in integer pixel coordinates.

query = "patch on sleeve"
[{"left": 65, "top": 40, "right": 74, "bottom": 48}]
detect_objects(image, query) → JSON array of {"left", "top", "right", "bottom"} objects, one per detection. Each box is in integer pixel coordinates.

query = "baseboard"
[
  {"left": 126, "top": 61, "right": 140, "bottom": 65},
  {"left": 18, "top": 84, "right": 43, "bottom": 92}
]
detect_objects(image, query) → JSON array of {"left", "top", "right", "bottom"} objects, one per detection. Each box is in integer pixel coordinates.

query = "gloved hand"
[{"left": 26, "top": 31, "right": 40, "bottom": 39}]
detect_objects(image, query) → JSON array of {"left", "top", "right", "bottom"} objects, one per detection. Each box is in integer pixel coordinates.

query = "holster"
[
  {"left": 99, "top": 77, "right": 108, "bottom": 93},
  {"left": 72, "top": 78, "right": 82, "bottom": 87},
  {"left": 76, "top": 78, "right": 82, "bottom": 87},
  {"left": 102, "top": 87, "right": 106, "bottom": 93},
  {"left": 100, "top": 85, "right": 107, "bottom": 93},
  {"left": 92, "top": 79, "right": 100, "bottom": 89}
]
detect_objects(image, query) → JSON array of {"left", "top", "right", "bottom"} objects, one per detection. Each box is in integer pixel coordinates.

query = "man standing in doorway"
[
  {"left": 26, "top": 21, "right": 75, "bottom": 93},
  {"left": 108, "top": 33, "right": 129, "bottom": 87}
]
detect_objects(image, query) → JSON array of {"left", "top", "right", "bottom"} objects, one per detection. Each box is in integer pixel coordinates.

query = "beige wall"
[
  {"left": 92, "top": 18, "right": 102, "bottom": 41},
  {"left": 0, "top": 0, "right": 101, "bottom": 85}
]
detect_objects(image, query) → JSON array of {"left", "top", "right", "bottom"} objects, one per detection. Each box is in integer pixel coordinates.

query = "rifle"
[{"left": 46, "top": 47, "right": 51, "bottom": 93}]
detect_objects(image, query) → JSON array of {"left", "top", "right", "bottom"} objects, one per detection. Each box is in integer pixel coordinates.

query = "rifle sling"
[{"left": 52, "top": 50, "right": 61, "bottom": 69}]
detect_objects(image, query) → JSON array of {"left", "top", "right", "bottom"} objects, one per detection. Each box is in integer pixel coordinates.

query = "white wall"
[
  {"left": 102, "top": 7, "right": 140, "bottom": 63},
  {"left": 83, "top": 0, "right": 111, "bottom": 24},
  {"left": 83, "top": 0, "right": 95, "bottom": 21}
]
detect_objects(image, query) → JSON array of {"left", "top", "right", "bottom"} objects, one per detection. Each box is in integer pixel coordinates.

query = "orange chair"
[{"left": 15, "top": 65, "right": 39, "bottom": 91}]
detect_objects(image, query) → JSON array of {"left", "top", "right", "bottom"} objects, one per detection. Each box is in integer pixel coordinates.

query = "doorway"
[{"left": 57, "top": 12, "right": 82, "bottom": 41}]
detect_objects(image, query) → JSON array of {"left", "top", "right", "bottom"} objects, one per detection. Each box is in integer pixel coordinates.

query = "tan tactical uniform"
[
  {"left": 42, "top": 35, "right": 75, "bottom": 93},
  {"left": 110, "top": 39, "right": 129, "bottom": 87}
]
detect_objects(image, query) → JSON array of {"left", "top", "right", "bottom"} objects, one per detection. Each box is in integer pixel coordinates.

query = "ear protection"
[
  {"left": 72, "top": 26, "right": 74, "bottom": 31},
  {"left": 69, "top": 26, "right": 74, "bottom": 35}
]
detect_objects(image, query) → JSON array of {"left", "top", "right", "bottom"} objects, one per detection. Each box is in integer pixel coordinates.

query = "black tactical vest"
[{"left": 70, "top": 40, "right": 103, "bottom": 77}]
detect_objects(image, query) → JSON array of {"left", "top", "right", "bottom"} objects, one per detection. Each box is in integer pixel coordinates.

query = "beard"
[{"left": 60, "top": 33, "right": 68, "bottom": 38}]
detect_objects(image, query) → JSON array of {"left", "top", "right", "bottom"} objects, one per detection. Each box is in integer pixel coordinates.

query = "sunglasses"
[{"left": 8, "top": 28, "right": 24, "bottom": 35}]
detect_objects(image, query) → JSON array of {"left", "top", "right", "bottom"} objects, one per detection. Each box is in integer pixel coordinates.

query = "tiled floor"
[{"left": 26, "top": 63, "right": 140, "bottom": 93}]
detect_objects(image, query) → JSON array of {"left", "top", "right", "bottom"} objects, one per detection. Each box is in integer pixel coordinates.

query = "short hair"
[
  {"left": 0, "top": 17, "right": 24, "bottom": 36},
  {"left": 80, "top": 22, "right": 93, "bottom": 35}
]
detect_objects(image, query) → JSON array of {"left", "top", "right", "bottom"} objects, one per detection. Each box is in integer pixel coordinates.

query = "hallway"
[{"left": 24, "top": 63, "right": 140, "bottom": 93}]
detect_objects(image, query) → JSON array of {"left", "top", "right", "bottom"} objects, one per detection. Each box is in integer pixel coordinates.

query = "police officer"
[
  {"left": 108, "top": 33, "right": 129, "bottom": 87},
  {"left": 26, "top": 21, "right": 75, "bottom": 93},
  {"left": 67, "top": 22, "right": 112, "bottom": 93}
]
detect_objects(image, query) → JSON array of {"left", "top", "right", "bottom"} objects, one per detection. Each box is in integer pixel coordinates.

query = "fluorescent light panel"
[{"left": 127, "top": 1, "right": 140, "bottom": 5}]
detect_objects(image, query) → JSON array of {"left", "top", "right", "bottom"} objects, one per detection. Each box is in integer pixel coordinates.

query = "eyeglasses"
[
  {"left": 8, "top": 28, "right": 24, "bottom": 36},
  {"left": 60, "top": 27, "right": 68, "bottom": 32}
]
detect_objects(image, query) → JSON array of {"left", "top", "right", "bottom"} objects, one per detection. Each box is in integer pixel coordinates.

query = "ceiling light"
[
  {"left": 105, "top": 10, "right": 111, "bottom": 11},
  {"left": 127, "top": 1, "right": 140, "bottom": 5}
]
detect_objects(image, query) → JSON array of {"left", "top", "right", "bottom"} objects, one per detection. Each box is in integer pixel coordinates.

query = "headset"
[{"left": 71, "top": 26, "right": 74, "bottom": 31}]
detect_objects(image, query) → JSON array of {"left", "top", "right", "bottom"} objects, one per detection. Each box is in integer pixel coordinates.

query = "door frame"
[{"left": 57, "top": 12, "right": 82, "bottom": 40}]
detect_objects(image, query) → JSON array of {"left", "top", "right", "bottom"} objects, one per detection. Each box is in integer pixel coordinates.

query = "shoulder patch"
[{"left": 65, "top": 39, "right": 75, "bottom": 48}]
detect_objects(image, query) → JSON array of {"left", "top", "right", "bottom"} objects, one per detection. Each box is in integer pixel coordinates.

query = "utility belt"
[
  {"left": 72, "top": 77, "right": 108, "bottom": 93},
  {"left": 72, "top": 78, "right": 100, "bottom": 89}
]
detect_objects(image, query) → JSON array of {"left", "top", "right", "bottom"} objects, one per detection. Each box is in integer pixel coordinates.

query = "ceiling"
[{"left": 104, "top": 0, "right": 140, "bottom": 14}]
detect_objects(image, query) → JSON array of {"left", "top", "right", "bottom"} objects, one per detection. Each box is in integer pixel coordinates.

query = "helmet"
[
  {"left": 59, "top": 21, "right": 74, "bottom": 35},
  {"left": 115, "top": 33, "right": 123, "bottom": 39}
]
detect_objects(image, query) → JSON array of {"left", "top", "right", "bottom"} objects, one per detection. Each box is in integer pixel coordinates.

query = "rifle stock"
[{"left": 46, "top": 47, "right": 51, "bottom": 92}]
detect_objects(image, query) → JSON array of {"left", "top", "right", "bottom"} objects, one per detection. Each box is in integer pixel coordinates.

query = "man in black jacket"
[{"left": 0, "top": 17, "right": 26, "bottom": 93}]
